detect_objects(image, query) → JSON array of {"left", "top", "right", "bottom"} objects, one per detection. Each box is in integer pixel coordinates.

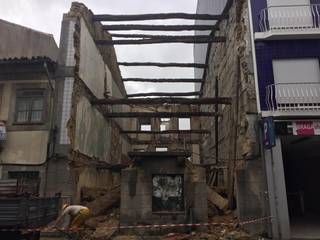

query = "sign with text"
[
  {"left": 263, "top": 117, "right": 276, "bottom": 149},
  {"left": 293, "top": 121, "right": 320, "bottom": 136}
]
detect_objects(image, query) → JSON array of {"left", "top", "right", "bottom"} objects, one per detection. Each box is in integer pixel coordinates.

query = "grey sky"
[{"left": 0, "top": 0, "right": 210, "bottom": 94}]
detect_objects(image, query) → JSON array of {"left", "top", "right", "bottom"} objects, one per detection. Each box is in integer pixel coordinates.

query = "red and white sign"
[{"left": 293, "top": 121, "right": 320, "bottom": 136}]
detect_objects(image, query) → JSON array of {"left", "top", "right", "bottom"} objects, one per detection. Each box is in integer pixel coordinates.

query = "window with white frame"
[{"left": 15, "top": 89, "right": 45, "bottom": 124}]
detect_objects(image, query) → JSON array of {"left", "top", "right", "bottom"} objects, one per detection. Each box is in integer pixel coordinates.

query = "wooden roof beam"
[
  {"left": 130, "top": 139, "right": 201, "bottom": 145},
  {"left": 104, "top": 112, "right": 219, "bottom": 118},
  {"left": 93, "top": 13, "right": 228, "bottom": 21},
  {"left": 111, "top": 34, "right": 215, "bottom": 40},
  {"left": 102, "top": 24, "right": 218, "bottom": 31},
  {"left": 127, "top": 92, "right": 200, "bottom": 97},
  {"left": 92, "top": 97, "right": 232, "bottom": 105},
  {"left": 118, "top": 62, "right": 207, "bottom": 68},
  {"left": 96, "top": 37, "right": 225, "bottom": 45},
  {"left": 121, "top": 130, "right": 211, "bottom": 134},
  {"left": 122, "top": 78, "right": 203, "bottom": 83}
]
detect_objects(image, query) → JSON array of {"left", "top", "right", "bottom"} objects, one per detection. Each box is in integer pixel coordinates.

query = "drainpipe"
[
  {"left": 43, "top": 62, "right": 57, "bottom": 197},
  {"left": 248, "top": 0, "right": 262, "bottom": 113}
]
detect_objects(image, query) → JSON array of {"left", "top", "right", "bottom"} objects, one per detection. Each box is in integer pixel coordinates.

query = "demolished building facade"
[
  {"left": 196, "top": 0, "right": 320, "bottom": 239},
  {"left": 1, "top": 0, "right": 320, "bottom": 239}
]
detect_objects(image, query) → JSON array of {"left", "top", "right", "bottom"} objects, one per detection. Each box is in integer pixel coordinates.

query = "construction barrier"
[{"left": 0, "top": 216, "right": 273, "bottom": 233}]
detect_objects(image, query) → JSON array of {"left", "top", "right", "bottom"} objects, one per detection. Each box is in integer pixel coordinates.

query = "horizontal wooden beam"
[
  {"left": 122, "top": 78, "right": 203, "bottom": 83},
  {"left": 118, "top": 62, "right": 207, "bottom": 68},
  {"left": 127, "top": 92, "right": 200, "bottom": 97},
  {"left": 121, "top": 130, "right": 211, "bottom": 134},
  {"left": 96, "top": 37, "right": 225, "bottom": 45},
  {"left": 102, "top": 25, "right": 218, "bottom": 31},
  {"left": 112, "top": 34, "right": 213, "bottom": 40},
  {"left": 131, "top": 139, "right": 201, "bottom": 145},
  {"left": 92, "top": 97, "right": 232, "bottom": 105},
  {"left": 93, "top": 13, "right": 227, "bottom": 21},
  {"left": 104, "top": 112, "right": 218, "bottom": 118}
]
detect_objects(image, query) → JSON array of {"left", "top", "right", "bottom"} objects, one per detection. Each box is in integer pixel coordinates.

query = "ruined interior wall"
[
  {"left": 120, "top": 158, "right": 207, "bottom": 227},
  {"left": 79, "top": 18, "right": 105, "bottom": 99},
  {"left": 61, "top": 3, "right": 131, "bottom": 201},
  {"left": 200, "top": 0, "right": 267, "bottom": 234},
  {"left": 69, "top": 3, "right": 130, "bottom": 164},
  {"left": 130, "top": 105, "right": 201, "bottom": 163},
  {"left": 74, "top": 96, "right": 111, "bottom": 161}
]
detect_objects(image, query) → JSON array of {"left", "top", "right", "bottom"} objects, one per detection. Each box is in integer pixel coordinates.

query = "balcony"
[
  {"left": 265, "top": 83, "right": 320, "bottom": 114},
  {"left": 256, "top": 4, "right": 320, "bottom": 40}
]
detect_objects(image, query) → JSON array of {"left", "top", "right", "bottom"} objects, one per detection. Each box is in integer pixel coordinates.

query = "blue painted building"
[{"left": 249, "top": 0, "right": 320, "bottom": 238}]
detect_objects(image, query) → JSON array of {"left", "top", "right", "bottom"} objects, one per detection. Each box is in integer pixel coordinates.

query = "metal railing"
[
  {"left": 259, "top": 4, "right": 320, "bottom": 32},
  {"left": 266, "top": 83, "right": 320, "bottom": 111}
]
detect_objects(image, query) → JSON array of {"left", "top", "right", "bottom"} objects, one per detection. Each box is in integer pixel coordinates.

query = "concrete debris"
[
  {"left": 82, "top": 186, "right": 111, "bottom": 203},
  {"left": 207, "top": 186, "right": 229, "bottom": 211},
  {"left": 90, "top": 218, "right": 119, "bottom": 240},
  {"left": 85, "top": 186, "right": 120, "bottom": 216},
  {"left": 112, "top": 236, "right": 142, "bottom": 240}
]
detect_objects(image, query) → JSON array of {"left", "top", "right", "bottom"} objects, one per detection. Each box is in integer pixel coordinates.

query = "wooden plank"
[
  {"left": 93, "top": 13, "right": 228, "bottom": 21},
  {"left": 104, "top": 112, "right": 218, "bottom": 118},
  {"left": 112, "top": 34, "right": 213, "bottom": 41},
  {"left": 207, "top": 186, "right": 228, "bottom": 211},
  {"left": 131, "top": 139, "right": 201, "bottom": 145},
  {"left": 122, "top": 78, "right": 203, "bottom": 83},
  {"left": 102, "top": 24, "right": 218, "bottom": 31},
  {"left": 96, "top": 37, "right": 226, "bottom": 45},
  {"left": 118, "top": 62, "right": 207, "bottom": 68},
  {"left": 121, "top": 130, "right": 211, "bottom": 134},
  {"left": 92, "top": 97, "right": 232, "bottom": 105},
  {"left": 127, "top": 92, "right": 200, "bottom": 97}
]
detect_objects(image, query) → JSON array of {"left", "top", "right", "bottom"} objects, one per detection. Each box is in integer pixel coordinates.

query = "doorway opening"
[{"left": 281, "top": 136, "right": 320, "bottom": 238}]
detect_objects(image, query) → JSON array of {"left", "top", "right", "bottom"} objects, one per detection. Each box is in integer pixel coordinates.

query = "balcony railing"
[
  {"left": 266, "top": 83, "right": 320, "bottom": 112},
  {"left": 259, "top": 4, "right": 320, "bottom": 32}
]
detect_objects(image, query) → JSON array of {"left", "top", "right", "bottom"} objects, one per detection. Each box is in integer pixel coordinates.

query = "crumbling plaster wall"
[
  {"left": 60, "top": 2, "right": 131, "bottom": 201},
  {"left": 200, "top": 0, "right": 267, "bottom": 234}
]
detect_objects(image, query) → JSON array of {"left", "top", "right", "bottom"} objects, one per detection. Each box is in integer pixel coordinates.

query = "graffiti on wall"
[{"left": 152, "top": 174, "right": 184, "bottom": 212}]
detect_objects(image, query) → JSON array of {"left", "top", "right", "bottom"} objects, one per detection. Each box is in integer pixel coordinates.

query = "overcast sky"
[{"left": 0, "top": 0, "right": 212, "bottom": 94}]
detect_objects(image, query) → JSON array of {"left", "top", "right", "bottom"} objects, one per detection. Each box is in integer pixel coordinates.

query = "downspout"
[
  {"left": 43, "top": 62, "right": 57, "bottom": 197},
  {"left": 248, "top": 0, "right": 261, "bottom": 113}
]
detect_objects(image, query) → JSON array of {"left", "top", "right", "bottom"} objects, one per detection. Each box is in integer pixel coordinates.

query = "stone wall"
[
  {"left": 200, "top": 0, "right": 268, "bottom": 234},
  {"left": 120, "top": 154, "right": 207, "bottom": 233}
]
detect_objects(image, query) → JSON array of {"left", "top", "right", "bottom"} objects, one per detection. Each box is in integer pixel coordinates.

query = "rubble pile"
[{"left": 78, "top": 186, "right": 259, "bottom": 240}]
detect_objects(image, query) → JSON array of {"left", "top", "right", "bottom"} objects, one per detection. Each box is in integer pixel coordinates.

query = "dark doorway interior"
[{"left": 281, "top": 136, "right": 320, "bottom": 239}]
